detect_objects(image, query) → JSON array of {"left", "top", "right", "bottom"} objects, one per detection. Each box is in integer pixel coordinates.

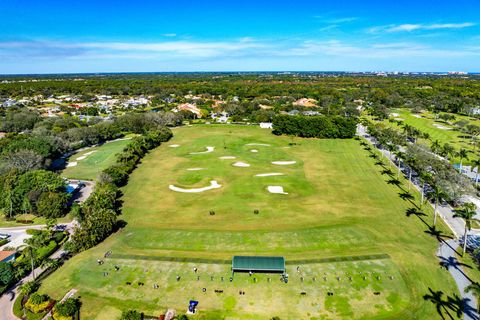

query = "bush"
[
  {"left": 26, "top": 229, "right": 42, "bottom": 235},
  {"left": 36, "top": 241, "right": 57, "bottom": 261},
  {"left": 15, "top": 214, "right": 36, "bottom": 224},
  {"left": 25, "top": 293, "right": 51, "bottom": 313},
  {"left": 120, "top": 310, "right": 143, "bottom": 320},
  {"left": 54, "top": 297, "right": 81, "bottom": 317}
]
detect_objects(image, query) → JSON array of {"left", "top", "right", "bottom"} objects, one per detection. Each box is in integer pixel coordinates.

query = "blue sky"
[{"left": 0, "top": 0, "right": 479, "bottom": 73}]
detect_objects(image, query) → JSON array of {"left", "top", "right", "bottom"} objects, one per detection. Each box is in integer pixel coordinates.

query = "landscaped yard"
[
  {"left": 61, "top": 138, "right": 132, "bottom": 181},
  {"left": 40, "top": 125, "right": 460, "bottom": 319}
]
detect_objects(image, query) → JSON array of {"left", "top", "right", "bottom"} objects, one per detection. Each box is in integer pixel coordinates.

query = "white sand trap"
[
  {"left": 272, "top": 161, "right": 296, "bottom": 165},
  {"left": 169, "top": 144, "right": 181, "bottom": 148},
  {"left": 187, "top": 168, "right": 204, "bottom": 171},
  {"left": 219, "top": 156, "right": 236, "bottom": 160},
  {"left": 267, "top": 186, "right": 288, "bottom": 194},
  {"left": 84, "top": 151, "right": 97, "bottom": 156},
  {"left": 433, "top": 124, "right": 452, "bottom": 130},
  {"left": 255, "top": 173, "right": 284, "bottom": 177},
  {"left": 66, "top": 162, "right": 77, "bottom": 167},
  {"left": 394, "top": 118, "right": 404, "bottom": 121},
  {"left": 391, "top": 113, "right": 399, "bottom": 117},
  {"left": 233, "top": 162, "right": 250, "bottom": 167},
  {"left": 413, "top": 114, "right": 422, "bottom": 118},
  {"left": 246, "top": 143, "right": 271, "bottom": 146},
  {"left": 250, "top": 149, "right": 258, "bottom": 153},
  {"left": 190, "top": 146, "right": 215, "bottom": 154},
  {"left": 76, "top": 155, "right": 87, "bottom": 161},
  {"left": 169, "top": 180, "right": 221, "bottom": 193}
]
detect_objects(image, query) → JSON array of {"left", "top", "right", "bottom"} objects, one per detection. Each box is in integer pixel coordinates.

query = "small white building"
[{"left": 260, "top": 122, "right": 273, "bottom": 129}]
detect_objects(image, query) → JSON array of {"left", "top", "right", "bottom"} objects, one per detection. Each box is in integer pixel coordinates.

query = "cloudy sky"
[{"left": 0, "top": 0, "right": 479, "bottom": 74}]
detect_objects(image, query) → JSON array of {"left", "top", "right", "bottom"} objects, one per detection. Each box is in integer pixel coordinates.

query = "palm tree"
[
  {"left": 442, "top": 143, "right": 455, "bottom": 160},
  {"left": 465, "top": 282, "right": 480, "bottom": 313},
  {"left": 431, "top": 140, "right": 441, "bottom": 154},
  {"left": 454, "top": 202, "right": 478, "bottom": 255},
  {"left": 431, "top": 184, "right": 447, "bottom": 227},
  {"left": 457, "top": 148, "right": 468, "bottom": 172},
  {"left": 19, "top": 241, "right": 39, "bottom": 280},
  {"left": 419, "top": 172, "right": 432, "bottom": 207},
  {"left": 472, "top": 158, "right": 480, "bottom": 185}
]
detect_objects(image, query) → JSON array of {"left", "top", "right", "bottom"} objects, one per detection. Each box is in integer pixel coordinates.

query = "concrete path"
[{"left": 438, "top": 240, "right": 479, "bottom": 320}]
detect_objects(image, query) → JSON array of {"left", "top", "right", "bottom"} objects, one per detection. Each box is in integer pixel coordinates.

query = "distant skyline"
[{"left": 0, "top": 0, "right": 479, "bottom": 74}]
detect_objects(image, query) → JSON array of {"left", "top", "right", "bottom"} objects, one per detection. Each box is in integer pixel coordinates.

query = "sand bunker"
[
  {"left": 267, "top": 186, "right": 288, "bottom": 194},
  {"left": 66, "top": 162, "right": 77, "bottom": 167},
  {"left": 84, "top": 151, "right": 97, "bottom": 156},
  {"left": 433, "top": 124, "right": 452, "bottom": 130},
  {"left": 76, "top": 156, "right": 87, "bottom": 161},
  {"left": 169, "top": 180, "right": 221, "bottom": 193},
  {"left": 272, "top": 161, "right": 296, "bottom": 165},
  {"left": 391, "top": 113, "right": 399, "bottom": 117},
  {"left": 250, "top": 149, "right": 258, "bottom": 153},
  {"left": 190, "top": 146, "right": 215, "bottom": 154},
  {"left": 413, "top": 114, "right": 422, "bottom": 118},
  {"left": 233, "top": 162, "right": 250, "bottom": 167},
  {"left": 187, "top": 168, "right": 204, "bottom": 171},
  {"left": 219, "top": 156, "right": 236, "bottom": 160},
  {"left": 246, "top": 143, "right": 271, "bottom": 146},
  {"left": 169, "top": 144, "right": 180, "bottom": 148},
  {"left": 255, "top": 173, "right": 284, "bottom": 177}
]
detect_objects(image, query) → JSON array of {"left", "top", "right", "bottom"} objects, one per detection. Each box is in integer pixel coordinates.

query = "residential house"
[{"left": 0, "top": 250, "right": 15, "bottom": 263}]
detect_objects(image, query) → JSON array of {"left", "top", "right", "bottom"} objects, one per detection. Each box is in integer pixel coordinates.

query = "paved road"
[
  {"left": 359, "top": 125, "right": 480, "bottom": 318},
  {"left": 0, "top": 222, "right": 75, "bottom": 250},
  {"left": 358, "top": 124, "right": 471, "bottom": 238},
  {"left": 438, "top": 240, "right": 479, "bottom": 320},
  {"left": 0, "top": 245, "right": 67, "bottom": 320}
]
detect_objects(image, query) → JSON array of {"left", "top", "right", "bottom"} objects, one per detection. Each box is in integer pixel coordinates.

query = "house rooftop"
[{"left": 0, "top": 250, "right": 16, "bottom": 262}]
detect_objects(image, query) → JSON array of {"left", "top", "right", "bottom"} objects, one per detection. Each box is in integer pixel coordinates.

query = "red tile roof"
[{"left": 0, "top": 251, "right": 15, "bottom": 262}]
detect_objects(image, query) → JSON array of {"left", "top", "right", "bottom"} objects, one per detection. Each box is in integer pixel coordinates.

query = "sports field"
[
  {"left": 62, "top": 138, "right": 132, "bottom": 180},
  {"left": 40, "top": 125, "right": 460, "bottom": 319},
  {"left": 388, "top": 108, "right": 480, "bottom": 164}
]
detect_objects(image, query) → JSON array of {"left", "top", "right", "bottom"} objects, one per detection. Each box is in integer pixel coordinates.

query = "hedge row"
[
  {"left": 272, "top": 115, "right": 357, "bottom": 139},
  {"left": 67, "top": 128, "right": 172, "bottom": 253}
]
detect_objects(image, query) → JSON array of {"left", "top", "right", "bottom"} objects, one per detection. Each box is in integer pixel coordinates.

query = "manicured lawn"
[
  {"left": 388, "top": 108, "right": 480, "bottom": 164},
  {"left": 61, "top": 139, "right": 132, "bottom": 181},
  {"left": 40, "top": 125, "right": 460, "bottom": 319}
]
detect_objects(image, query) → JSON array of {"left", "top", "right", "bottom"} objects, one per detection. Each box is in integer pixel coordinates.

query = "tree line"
[
  {"left": 66, "top": 128, "right": 172, "bottom": 253},
  {"left": 272, "top": 115, "right": 357, "bottom": 139}
]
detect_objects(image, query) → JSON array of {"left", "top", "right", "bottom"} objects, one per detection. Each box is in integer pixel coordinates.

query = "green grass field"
[
  {"left": 61, "top": 139, "right": 132, "bottom": 181},
  {"left": 388, "top": 108, "right": 480, "bottom": 164},
  {"left": 40, "top": 125, "right": 461, "bottom": 319}
]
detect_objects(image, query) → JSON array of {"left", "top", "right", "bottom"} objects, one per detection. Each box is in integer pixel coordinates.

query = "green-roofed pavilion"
[{"left": 232, "top": 256, "right": 285, "bottom": 274}]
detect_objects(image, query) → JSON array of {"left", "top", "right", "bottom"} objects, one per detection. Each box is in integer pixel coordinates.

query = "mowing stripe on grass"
[{"left": 109, "top": 253, "right": 390, "bottom": 265}]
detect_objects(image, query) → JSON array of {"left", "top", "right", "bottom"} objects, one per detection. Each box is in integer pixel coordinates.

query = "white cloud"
[
  {"left": 162, "top": 33, "right": 177, "bottom": 37},
  {"left": 370, "top": 22, "right": 476, "bottom": 33},
  {"left": 278, "top": 40, "right": 480, "bottom": 59},
  {"left": 0, "top": 39, "right": 268, "bottom": 59}
]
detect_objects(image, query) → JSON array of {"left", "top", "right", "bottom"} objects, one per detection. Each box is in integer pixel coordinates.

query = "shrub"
[
  {"left": 120, "top": 310, "right": 143, "bottom": 320},
  {"left": 36, "top": 241, "right": 57, "bottom": 261},
  {"left": 26, "top": 229, "right": 42, "bottom": 235},
  {"left": 54, "top": 297, "right": 81, "bottom": 317},
  {"left": 25, "top": 293, "right": 51, "bottom": 313},
  {"left": 15, "top": 214, "right": 36, "bottom": 224}
]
